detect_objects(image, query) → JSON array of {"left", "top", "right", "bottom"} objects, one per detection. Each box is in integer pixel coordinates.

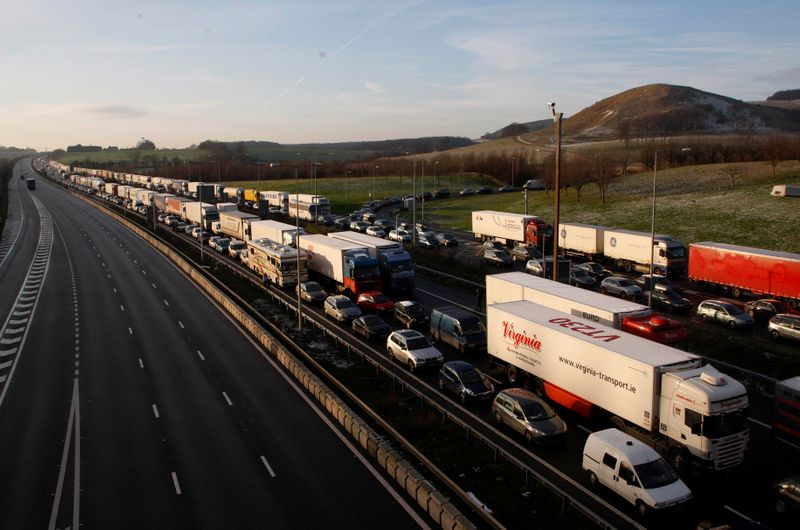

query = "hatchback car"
[
  {"left": 484, "top": 249, "right": 512, "bottom": 268},
  {"left": 569, "top": 268, "right": 596, "bottom": 288},
  {"left": 511, "top": 244, "right": 542, "bottom": 262},
  {"left": 696, "top": 300, "right": 754, "bottom": 329},
  {"left": 323, "top": 295, "right": 362, "bottom": 322},
  {"left": 365, "top": 226, "right": 385, "bottom": 238},
  {"left": 437, "top": 361, "right": 494, "bottom": 404},
  {"left": 648, "top": 285, "right": 692, "bottom": 313},
  {"left": 417, "top": 233, "right": 440, "bottom": 249},
  {"left": 228, "top": 240, "right": 247, "bottom": 259},
  {"left": 174, "top": 222, "right": 188, "bottom": 232},
  {"left": 459, "top": 188, "right": 476, "bottom": 196},
  {"left": 634, "top": 274, "right": 680, "bottom": 293},
  {"left": 163, "top": 215, "right": 179, "bottom": 227},
  {"left": 435, "top": 233, "right": 459, "bottom": 247},
  {"left": 386, "top": 329, "right": 444, "bottom": 371},
  {"left": 768, "top": 314, "right": 800, "bottom": 342},
  {"left": 745, "top": 299, "right": 791, "bottom": 322},
  {"left": 333, "top": 216, "right": 352, "bottom": 229},
  {"left": 574, "top": 261, "right": 612, "bottom": 281},
  {"left": 388, "top": 229, "right": 412, "bottom": 244},
  {"left": 434, "top": 189, "right": 450, "bottom": 199},
  {"left": 394, "top": 300, "right": 429, "bottom": 328},
  {"left": 491, "top": 388, "right": 567, "bottom": 443},
  {"left": 184, "top": 224, "right": 199, "bottom": 235},
  {"left": 351, "top": 314, "right": 392, "bottom": 340},
  {"left": 212, "top": 237, "right": 230, "bottom": 253},
  {"left": 350, "top": 221, "right": 370, "bottom": 233},
  {"left": 356, "top": 291, "right": 395, "bottom": 314},
  {"left": 600, "top": 277, "right": 642, "bottom": 299},
  {"left": 297, "top": 281, "right": 327, "bottom": 303}
]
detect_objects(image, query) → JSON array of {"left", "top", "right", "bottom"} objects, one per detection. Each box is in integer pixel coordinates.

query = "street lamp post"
[
  {"left": 372, "top": 165, "right": 379, "bottom": 200},
  {"left": 434, "top": 161, "right": 439, "bottom": 189},
  {"left": 295, "top": 165, "right": 303, "bottom": 330},
  {"left": 511, "top": 157, "right": 516, "bottom": 188},
  {"left": 549, "top": 102, "right": 563, "bottom": 282},
  {"left": 345, "top": 170, "right": 351, "bottom": 207},
  {"left": 412, "top": 159, "right": 417, "bottom": 247},
  {"left": 648, "top": 147, "right": 691, "bottom": 307},
  {"left": 420, "top": 160, "right": 426, "bottom": 223}
]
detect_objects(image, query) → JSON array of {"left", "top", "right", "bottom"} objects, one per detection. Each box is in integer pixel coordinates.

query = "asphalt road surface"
[{"left": 0, "top": 161, "right": 425, "bottom": 529}]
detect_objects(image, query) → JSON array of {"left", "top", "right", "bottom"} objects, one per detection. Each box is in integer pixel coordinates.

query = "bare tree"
[
  {"left": 592, "top": 151, "right": 616, "bottom": 204},
  {"left": 721, "top": 164, "right": 747, "bottom": 189},
  {"left": 762, "top": 134, "right": 790, "bottom": 180}
]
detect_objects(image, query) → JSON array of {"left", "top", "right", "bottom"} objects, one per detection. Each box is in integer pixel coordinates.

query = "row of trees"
[{"left": 62, "top": 133, "right": 799, "bottom": 203}]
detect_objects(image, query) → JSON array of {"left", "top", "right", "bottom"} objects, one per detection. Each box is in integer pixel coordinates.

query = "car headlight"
[{"left": 465, "top": 388, "right": 476, "bottom": 396}]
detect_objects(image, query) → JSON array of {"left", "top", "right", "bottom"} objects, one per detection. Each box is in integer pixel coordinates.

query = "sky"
[{"left": 1, "top": 0, "right": 798, "bottom": 150}]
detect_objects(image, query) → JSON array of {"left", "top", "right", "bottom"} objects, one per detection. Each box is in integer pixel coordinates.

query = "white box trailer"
[
  {"left": 216, "top": 211, "right": 260, "bottom": 239},
  {"left": 248, "top": 219, "right": 305, "bottom": 246},
  {"left": 116, "top": 185, "right": 132, "bottom": 199},
  {"left": 182, "top": 202, "right": 220, "bottom": 230},
  {"left": 216, "top": 202, "right": 239, "bottom": 213},
  {"left": 771, "top": 184, "right": 800, "bottom": 197},
  {"left": 136, "top": 189, "right": 155, "bottom": 206},
  {"left": 487, "top": 300, "right": 749, "bottom": 471},
  {"left": 603, "top": 229, "right": 687, "bottom": 276},
  {"left": 298, "top": 234, "right": 381, "bottom": 295},
  {"left": 486, "top": 272, "right": 688, "bottom": 345},
  {"left": 486, "top": 272, "right": 651, "bottom": 328},
  {"left": 558, "top": 223, "right": 605, "bottom": 259},
  {"left": 260, "top": 191, "right": 290, "bottom": 212},
  {"left": 472, "top": 211, "right": 551, "bottom": 246}
]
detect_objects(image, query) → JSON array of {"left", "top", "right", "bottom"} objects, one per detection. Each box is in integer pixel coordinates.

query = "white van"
[{"left": 582, "top": 428, "right": 692, "bottom": 517}]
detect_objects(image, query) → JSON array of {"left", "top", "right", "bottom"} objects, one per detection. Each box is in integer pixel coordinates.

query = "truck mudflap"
[{"left": 544, "top": 381, "right": 596, "bottom": 418}]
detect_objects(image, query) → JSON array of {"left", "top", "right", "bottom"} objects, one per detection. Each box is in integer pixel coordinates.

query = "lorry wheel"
[
  {"left": 494, "top": 411, "right": 503, "bottom": 425},
  {"left": 587, "top": 471, "right": 599, "bottom": 488},
  {"left": 668, "top": 448, "right": 686, "bottom": 474},
  {"left": 700, "top": 314, "right": 709, "bottom": 322},
  {"left": 624, "top": 261, "right": 633, "bottom": 272},
  {"left": 506, "top": 365, "right": 519, "bottom": 385},
  {"left": 636, "top": 500, "right": 648, "bottom": 518},
  {"left": 438, "top": 379, "right": 445, "bottom": 390},
  {"left": 731, "top": 287, "right": 742, "bottom": 298},
  {"left": 408, "top": 360, "right": 415, "bottom": 372},
  {"left": 787, "top": 299, "right": 798, "bottom": 309},
  {"left": 776, "top": 499, "right": 788, "bottom": 513},
  {"left": 728, "top": 320, "right": 737, "bottom": 329},
  {"left": 771, "top": 330, "right": 780, "bottom": 340},
  {"left": 531, "top": 377, "right": 545, "bottom": 398},
  {"left": 610, "top": 416, "right": 626, "bottom": 433},
  {"left": 459, "top": 391, "right": 467, "bottom": 404}
]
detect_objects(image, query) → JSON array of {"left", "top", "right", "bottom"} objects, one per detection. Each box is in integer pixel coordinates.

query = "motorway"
[{"left": 0, "top": 160, "right": 426, "bottom": 529}]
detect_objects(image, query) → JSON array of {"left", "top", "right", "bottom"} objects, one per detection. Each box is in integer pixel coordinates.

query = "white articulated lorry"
[
  {"left": 182, "top": 202, "right": 220, "bottom": 230},
  {"left": 603, "top": 229, "right": 687, "bottom": 277},
  {"left": 213, "top": 211, "right": 260, "bottom": 239},
  {"left": 487, "top": 300, "right": 749, "bottom": 472},
  {"left": 328, "top": 231, "right": 415, "bottom": 292},
  {"left": 248, "top": 219, "right": 305, "bottom": 246},
  {"left": 558, "top": 223, "right": 605, "bottom": 260},
  {"left": 486, "top": 272, "right": 688, "bottom": 346}
]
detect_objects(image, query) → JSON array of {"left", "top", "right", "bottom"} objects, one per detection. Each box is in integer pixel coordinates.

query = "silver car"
[
  {"left": 696, "top": 300, "right": 754, "bottom": 329},
  {"left": 297, "top": 281, "right": 327, "bottom": 303},
  {"left": 600, "top": 277, "right": 642, "bottom": 299},
  {"left": 768, "top": 314, "right": 800, "bottom": 342},
  {"left": 491, "top": 388, "right": 567, "bottom": 444},
  {"left": 386, "top": 329, "right": 444, "bottom": 371},
  {"left": 323, "top": 295, "right": 362, "bottom": 322}
]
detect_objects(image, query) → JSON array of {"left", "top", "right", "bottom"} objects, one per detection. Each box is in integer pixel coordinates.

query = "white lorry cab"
[{"left": 582, "top": 428, "right": 692, "bottom": 517}]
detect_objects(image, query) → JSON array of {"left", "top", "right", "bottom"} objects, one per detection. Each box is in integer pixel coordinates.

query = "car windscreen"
[
  {"left": 406, "top": 337, "right": 431, "bottom": 350},
  {"left": 617, "top": 279, "right": 634, "bottom": 287},
  {"left": 362, "top": 315, "right": 384, "bottom": 325},
  {"left": 336, "top": 299, "right": 355, "bottom": 309},
  {"left": 461, "top": 319, "right": 486, "bottom": 334},
  {"left": 634, "top": 459, "right": 680, "bottom": 489},
  {"left": 305, "top": 282, "right": 322, "bottom": 291},
  {"left": 457, "top": 368, "right": 483, "bottom": 384},
  {"left": 722, "top": 304, "right": 744, "bottom": 315},
  {"left": 522, "top": 401, "right": 555, "bottom": 420},
  {"left": 372, "top": 293, "right": 391, "bottom": 303}
]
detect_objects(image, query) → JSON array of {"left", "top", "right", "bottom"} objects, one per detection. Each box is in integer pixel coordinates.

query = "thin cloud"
[
  {"left": 84, "top": 105, "right": 146, "bottom": 119},
  {"left": 764, "top": 67, "right": 800, "bottom": 81},
  {"left": 364, "top": 81, "right": 385, "bottom": 93}
]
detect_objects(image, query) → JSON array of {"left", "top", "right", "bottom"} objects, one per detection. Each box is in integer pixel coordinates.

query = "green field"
[
  {"left": 54, "top": 148, "right": 203, "bottom": 165},
  {"left": 233, "top": 160, "right": 800, "bottom": 252}
]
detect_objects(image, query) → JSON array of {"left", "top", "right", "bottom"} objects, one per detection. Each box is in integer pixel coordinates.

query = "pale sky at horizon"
[{"left": 1, "top": 0, "right": 798, "bottom": 151}]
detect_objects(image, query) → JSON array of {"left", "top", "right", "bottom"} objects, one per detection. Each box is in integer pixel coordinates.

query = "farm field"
[{"left": 236, "top": 160, "right": 800, "bottom": 252}]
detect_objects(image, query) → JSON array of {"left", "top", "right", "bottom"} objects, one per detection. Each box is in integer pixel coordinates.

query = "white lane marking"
[
  {"left": 171, "top": 472, "right": 182, "bottom": 495},
  {"left": 222, "top": 392, "right": 233, "bottom": 406},
  {"left": 73, "top": 383, "right": 81, "bottom": 530},
  {"left": 113, "top": 288, "right": 117, "bottom": 293},
  {"left": 0, "top": 337, "right": 22, "bottom": 345},
  {"left": 138, "top": 358, "right": 144, "bottom": 369},
  {"left": 723, "top": 505, "right": 754, "bottom": 521},
  {"left": 577, "top": 424, "right": 593, "bottom": 434},
  {"left": 196, "top": 350, "right": 205, "bottom": 361},
  {"left": 48, "top": 380, "right": 77, "bottom": 530},
  {"left": 8, "top": 318, "right": 29, "bottom": 326},
  {"left": 0, "top": 360, "right": 13, "bottom": 370},
  {"left": 178, "top": 321, "right": 185, "bottom": 329},
  {"left": 0, "top": 348, "right": 18, "bottom": 357},
  {"left": 152, "top": 404, "right": 160, "bottom": 418},
  {"left": 128, "top": 327, "right": 133, "bottom": 335},
  {"left": 164, "top": 300, "right": 169, "bottom": 306},
  {"left": 748, "top": 417, "right": 770, "bottom": 429},
  {"left": 141, "top": 270, "right": 147, "bottom": 275},
  {"left": 260, "top": 456, "right": 277, "bottom": 478},
  {"left": 107, "top": 274, "right": 111, "bottom": 279},
  {"left": 120, "top": 305, "right": 125, "bottom": 312},
  {"left": 152, "top": 283, "right": 157, "bottom": 289}
]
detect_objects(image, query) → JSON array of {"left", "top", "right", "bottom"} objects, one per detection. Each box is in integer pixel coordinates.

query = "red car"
[{"left": 356, "top": 291, "right": 395, "bottom": 314}]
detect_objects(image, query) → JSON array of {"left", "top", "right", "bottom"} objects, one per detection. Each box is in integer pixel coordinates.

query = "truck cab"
[
  {"left": 622, "top": 315, "right": 688, "bottom": 347},
  {"left": 525, "top": 217, "right": 552, "bottom": 247}
]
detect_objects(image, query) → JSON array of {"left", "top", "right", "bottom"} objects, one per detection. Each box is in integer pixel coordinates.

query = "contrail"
[{"left": 264, "top": 1, "right": 427, "bottom": 109}]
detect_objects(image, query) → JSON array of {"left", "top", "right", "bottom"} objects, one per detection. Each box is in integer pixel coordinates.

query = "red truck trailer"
[{"left": 688, "top": 242, "right": 800, "bottom": 307}]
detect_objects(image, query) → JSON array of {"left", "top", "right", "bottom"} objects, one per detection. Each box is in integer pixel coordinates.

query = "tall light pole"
[
  {"left": 411, "top": 159, "right": 417, "bottom": 247},
  {"left": 295, "top": 166, "right": 303, "bottom": 331},
  {"left": 345, "top": 170, "right": 351, "bottom": 207},
  {"left": 549, "top": 102, "right": 563, "bottom": 282},
  {"left": 372, "top": 164, "right": 379, "bottom": 200},
  {"left": 511, "top": 156, "right": 516, "bottom": 188},
  {"left": 649, "top": 147, "right": 690, "bottom": 307},
  {"left": 434, "top": 161, "right": 439, "bottom": 189},
  {"left": 420, "top": 159, "right": 426, "bottom": 222}
]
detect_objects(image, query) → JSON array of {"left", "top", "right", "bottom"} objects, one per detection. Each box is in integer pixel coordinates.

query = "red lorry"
[{"left": 688, "top": 242, "right": 800, "bottom": 308}]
